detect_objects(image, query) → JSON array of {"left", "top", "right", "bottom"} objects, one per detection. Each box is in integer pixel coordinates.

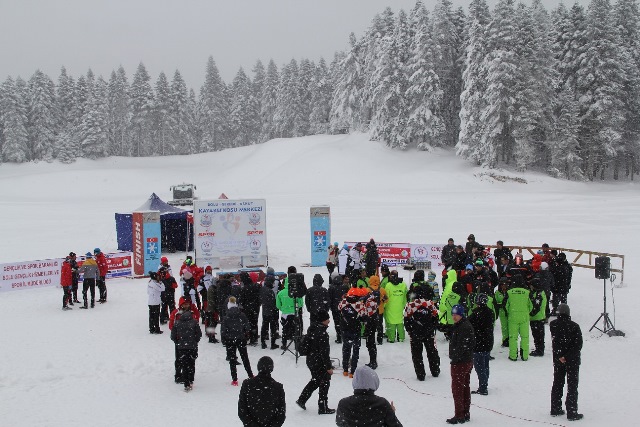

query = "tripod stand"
[
  {"left": 589, "top": 278, "right": 625, "bottom": 337},
  {"left": 281, "top": 299, "right": 303, "bottom": 364}
]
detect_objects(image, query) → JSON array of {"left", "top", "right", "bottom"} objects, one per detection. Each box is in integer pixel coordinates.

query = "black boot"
[
  {"left": 318, "top": 400, "right": 335, "bottom": 415},
  {"left": 261, "top": 342, "right": 267, "bottom": 349}
]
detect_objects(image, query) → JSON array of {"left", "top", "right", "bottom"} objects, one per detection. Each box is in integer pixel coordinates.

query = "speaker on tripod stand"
[{"left": 590, "top": 256, "right": 625, "bottom": 337}]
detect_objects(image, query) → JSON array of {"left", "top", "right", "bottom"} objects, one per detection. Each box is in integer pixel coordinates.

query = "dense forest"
[{"left": 1, "top": 0, "right": 638, "bottom": 180}]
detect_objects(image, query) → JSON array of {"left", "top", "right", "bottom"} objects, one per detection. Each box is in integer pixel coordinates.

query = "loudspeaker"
[{"left": 595, "top": 256, "right": 611, "bottom": 279}]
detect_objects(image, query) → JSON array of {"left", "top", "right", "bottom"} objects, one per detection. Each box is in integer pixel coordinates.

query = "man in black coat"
[
  {"left": 170, "top": 301, "right": 202, "bottom": 391},
  {"left": 328, "top": 274, "right": 349, "bottom": 344},
  {"left": 238, "top": 356, "right": 286, "bottom": 427},
  {"left": 260, "top": 272, "right": 280, "bottom": 350},
  {"left": 550, "top": 253, "right": 573, "bottom": 316},
  {"left": 550, "top": 304, "right": 583, "bottom": 421},
  {"left": 493, "top": 240, "right": 513, "bottom": 265},
  {"left": 336, "top": 365, "right": 403, "bottom": 426},
  {"left": 447, "top": 304, "right": 475, "bottom": 425},
  {"left": 296, "top": 310, "right": 336, "bottom": 415},
  {"left": 240, "top": 272, "right": 261, "bottom": 346},
  {"left": 217, "top": 275, "right": 233, "bottom": 322},
  {"left": 441, "top": 238, "right": 456, "bottom": 268},
  {"left": 306, "top": 274, "right": 330, "bottom": 315},
  {"left": 451, "top": 245, "right": 471, "bottom": 273},
  {"left": 364, "top": 239, "right": 379, "bottom": 277},
  {"left": 468, "top": 293, "right": 494, "bottom": 396},
  {"left": 221, "top": 296, "right": 254, "bottom": 386},
  {"left": 465, "top": 234, "right": 482, "bottom": 256}
]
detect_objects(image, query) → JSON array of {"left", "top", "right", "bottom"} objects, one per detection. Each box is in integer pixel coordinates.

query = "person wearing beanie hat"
[
  {"left": 364, "top": 239, "right": 379, "bottom": 277},
  {"left": 94, "top": 248, "right": 108, "bottom": 303},
  {"left": 465, "top": 234, "right": 482, "bottom": 257},
  {"left": 366, "top": 275, "right": 388, "bottom": 348},
  {"left": 384, "top": 271, "right": 407, "bottom": 343},
  {"left": 441, "top": 238, "right": 456, "bottom": 269},
  {"left": 221, "top": 295, "right": 254, "bottom": 386},
  {"left": 335, "top": 365, "right": 403, "bottom": 426},
  {"left": 328, "top": 274, "right": 350, "bottom": 344},
  {"left": 260, "top": 269, "right": 280, "bottom": 350},
  {"left": 426, "top": 270, "right": 441, "bottom": 304},
  {"left": 468, "top": 293, "right": 494, "bottom": 396},
  {"left": 147, "top": 271, "right": 164, "bottom": 335},
  {"left": 529, "top": 274, "right": 549, "bottom": 357},
  {"left": 339, "top": 290, "right": 366, "bottom": 377},
  {"left": 306, "top": 274, "right": 330, "bottom": 321},
  {"left": 550, "top": 303, "right": 583, "bottom": 421},
  {"left": 326, "top": 242, "right": 339, "bottom": 276},
  {"left": 66, "top": 252, "right": 81, "bottom": 304},
  {"left": 505, "top": 274, "right": 533, "bottom": 362},
  {"left": 170, "top": 290, "right": 202, "bottom": 391},
  {"left": 238, "top": 356, "right": 286, "bottom": 426},
  {"left": 447, "top": 302, "right": 475, "bottom": 424},
  {"left": 535, "top": 260, "right": 554, "bottom": 320},
  {"left": 404, "top": 285, "right": 440, "bottom": 381},
  {"left": 296, "top": 307, "right": 336, "bottom": 415},
  {"left": 78, "top": 252, "right": 99, "bottom": 309},
  {"left": 60, "top": 253, "right": 75, "bottom": 310}
]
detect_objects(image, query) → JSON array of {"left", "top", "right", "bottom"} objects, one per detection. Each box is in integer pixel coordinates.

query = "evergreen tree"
[
  {"left": 107, "top": 66, "right": 130, "bottom": 156},
  {"left": 296, "top": 58, "right": 315, "bottom": 136},
  {"left": 130, "top": 62, "right": 155, "bottom": 157},
  {"left": 79, "top": 76, "right": 109, "bottom": 159},
  {"left": 229, "top": 67, "right": 259, "bottom": 146},
  {"left": 1, "top": 77, "right": 29, "bottom": 162},
  {"left": 252, "top": 60, "right": 266, "bottom": 134},
  {"left": 27, "top": 69, "right": 57, "bottom": 161},
  {"left": 274, "top": 59, "right": 301, "bottom": 138},
  {"left": 309, "top": 57, "right": 333, "bottom": 134},
  {"left": 169, "top": 69, "right": 194, "bottom": 155},
  {"left": 330, "top": 33, "right": 366, "bottom": 133},
  {"left": 199, "top": 56, "right": 228, "bottom": 151},
  {"left": 259, "top": 60, "right": 279, "bottom": 142},
  {"left": 56, "top": 129, "right": 76, "bottom": 163},
  {"left": 153, "top": 71, "right": 172, "bottom": 155},
  {"left": 405, "top": 1, "right": 444, "bottom": 150},
  {"left": 56, "top": 67, "right": 76, "bottom": 135}
]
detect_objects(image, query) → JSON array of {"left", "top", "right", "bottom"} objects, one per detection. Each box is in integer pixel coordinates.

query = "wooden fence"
[{"left": 498, "top": 246, "right": 626, "bottom": 285}]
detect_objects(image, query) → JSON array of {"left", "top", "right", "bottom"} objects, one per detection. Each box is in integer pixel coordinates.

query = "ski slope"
[{"left": 0, "top": 132, "right": 637, "bottom": 426}]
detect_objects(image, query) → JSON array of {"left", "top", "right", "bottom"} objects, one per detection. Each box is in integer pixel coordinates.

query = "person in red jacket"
[
  {"left": 60, "top": 254, "right": 74, "bottom": 310},
  {"left": 169, "top": 296, "right": 201, "bottom": 330},
  {"left": 94, "top": 248, "right": 109, "bottom": 303}
]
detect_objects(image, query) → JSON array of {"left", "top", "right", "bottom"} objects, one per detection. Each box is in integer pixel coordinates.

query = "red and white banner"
[
  {"left": 345, "top": 242, "right": 412, "bottom": 267},
  {"left": 0, "top": 251, "right": 133, "bottom": 292}
]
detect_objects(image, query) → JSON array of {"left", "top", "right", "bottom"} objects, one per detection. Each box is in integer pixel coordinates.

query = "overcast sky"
[{"left": 1, "top": 0, "right": 586, "bottom": 88}]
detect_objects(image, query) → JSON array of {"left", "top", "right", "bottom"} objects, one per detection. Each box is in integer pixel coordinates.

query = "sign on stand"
[
  {"left": 310, "top": 206, "right": 331, "bottom": 267},
  {"left": 193, "top": 199, "right": 268, "bottom": 268},
  {"left": 132, "top": 211, "right": 161, "bottom": 276}
]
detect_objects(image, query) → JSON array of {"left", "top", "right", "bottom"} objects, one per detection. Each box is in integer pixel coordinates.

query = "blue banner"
[
  {"left": 143, "top": 219, "right": 161, "bottom": 273},
  {"left": 310, "top": 206, "right": 331, "bottom": 267}
]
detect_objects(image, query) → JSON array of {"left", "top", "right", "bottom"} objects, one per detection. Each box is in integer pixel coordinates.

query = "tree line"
[{"left": 1, "top": 0, "right": 638, "bottom": 180}]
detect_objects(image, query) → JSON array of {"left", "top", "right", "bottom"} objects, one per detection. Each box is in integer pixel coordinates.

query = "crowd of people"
[{"left": 60, "top": 235, "right": 585, "bottom": 425}]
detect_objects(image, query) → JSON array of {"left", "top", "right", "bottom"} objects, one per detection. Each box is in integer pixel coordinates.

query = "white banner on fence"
[
  {"left": 194, "top": 199, "right": 268, "bottom": 267},
  {"left": 411, "top": 244, "right": 446, "bottom": 271},
  {"left": 0, "top": 251, "right": 133, "bottom": 292},
  {"left": 0, "top": 258, "right": 61, "bottom": 292}
]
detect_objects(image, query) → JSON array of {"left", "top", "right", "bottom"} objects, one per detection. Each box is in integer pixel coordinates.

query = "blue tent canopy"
[{"left": 115, "top": 193, "right": 194, "bottom": 252}]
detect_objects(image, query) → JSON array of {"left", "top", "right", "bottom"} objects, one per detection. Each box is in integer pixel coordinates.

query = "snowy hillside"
[{"left": 0, "top": 133, "right": 637, "bottom": 426}]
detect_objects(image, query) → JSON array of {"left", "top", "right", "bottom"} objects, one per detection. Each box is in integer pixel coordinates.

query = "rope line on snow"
[{"left": 383, "top": 377, "right": 567, "bottom": 427}]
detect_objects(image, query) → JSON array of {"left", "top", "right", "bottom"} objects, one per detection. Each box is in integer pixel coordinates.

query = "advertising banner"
[
  {"left": 345, "top": 241, "right": 412, "bottom": 267},
  {"left": 1, "top": 251, "right": 133, "bottom": 292},
  {"left": 194, "top": 199, "right": 267, "bottom": 268},
  {"left": 132, "top": 211, "right": 161, "bottom": 275},
  {"left": 0, "top": 258, "right": 61, "bottom": 292},
  {"left": 310, "top": 206, "right": 331, "bottom": 267},
  {"left": 411, "top": 244, "right": 446, "bottom": 271}
]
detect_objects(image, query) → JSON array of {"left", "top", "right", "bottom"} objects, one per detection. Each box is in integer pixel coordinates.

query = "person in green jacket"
[
  {"left": 439, "top": 269, "right": 462, "bottom": 328},
  {"left": 494, "top": 278, "right": 510, "bottom": 348},
  {"left": 380, "top": 265, "right": 391, "bottom": 289},
  {"left": 383, "top": 271, "right": 407, "bottom": 343},
  {"left": 529, "top": 279, "right": 548, "bottom": 357},
  {"left": 505, "top": 276, "right": 533, "bottom": 361},
  {"left": 355, "top": 269, "right": 370, "bottom": 289},
  {"left": 276, "top": 267, "right": 305, "bottom": 350}
]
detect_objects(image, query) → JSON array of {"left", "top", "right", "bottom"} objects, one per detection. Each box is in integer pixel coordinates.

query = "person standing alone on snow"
[
  {"left": 171, "top": 298, "right": 202, "bottom": 391},
  {"left": 447, "top": 304, "right": 475, "bottom": 425},
  {"left": 238, "top": 356, "right": 286, "bottom": 427},
  {"left": 78, "top": 252, "right": 99, "bottom": 309},
  {"left": 550, "top": 304, "right": 583, "bottom": 421},
  {"left": 147, "top": 271, "right": 164, "bottom": 334}
]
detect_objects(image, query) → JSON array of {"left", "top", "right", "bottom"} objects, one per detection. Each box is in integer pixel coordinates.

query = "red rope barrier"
[{"left": 383, "top": 377, "right": 567, "bottom": 427}]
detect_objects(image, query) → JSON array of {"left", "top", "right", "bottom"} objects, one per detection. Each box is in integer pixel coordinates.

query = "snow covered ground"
[{"left": 0, "top": 132, "right": 637, "bottom": 426}]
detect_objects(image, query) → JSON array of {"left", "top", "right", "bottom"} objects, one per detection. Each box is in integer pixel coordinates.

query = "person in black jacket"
[
  {"left": 306, "top": 274, "right": 330, "bottom": 315},
  {"left": 170, "top": 301, "right": 202, "bottom": 391},
  {"left": 550, "top": 304, "right": 583, "bottom": 421},
  {"left": 217, "top": 275, "right": 233, "bottom": 322},
  {"left": 221, "top": 296, "right": 254, "bottom": 386},
  {"left": 550, "top": 253, "right": 573, "bottom": 316},
  {"left": 493, "top": 241, "right": 513, "bottom": 265},
  {"left": 447, "top": 304, "right": 475, "bottom": 425},
  {"left": 336, "top": 365, "right": 403, "bottom": 427},
  {"left": 407, "top": 270, "right": 435, "bottom": 302},
  {"left": 296, "top": 310, "right": 336, "bottom": 415},
  {"left": 260, "top": 271, "right": 280, "bottom": 350},
  {"left": 364, "top": 238, "right": 379, "bottom": 276},
  {"left": 441, "top": 238, "right": 456, "bottom": 268},
  {"left": 238, "top": 356, "right": 286, "bottom": 427},
  {"left": 240, "top": 272, "right": 261, "bottom": 346},
  {"left": 467, "top": 293, "right": 494, "bottom": 396},
  {"left": 404, "top": 286, "right": 440, "bottom": 381},
  {"left": 328, "top": 274, "right": 349, "bottom": 344},
  {"left": 465, "top": 234, "right": 482, "bottom": 256},
  {"left": 451, "top": 245, "right": 471, "bottom": 273}
]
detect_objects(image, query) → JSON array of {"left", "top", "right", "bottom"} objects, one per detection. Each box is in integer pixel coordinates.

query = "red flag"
[{"left": 187, "top": 212, "right": 194, "bottom": 224}]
